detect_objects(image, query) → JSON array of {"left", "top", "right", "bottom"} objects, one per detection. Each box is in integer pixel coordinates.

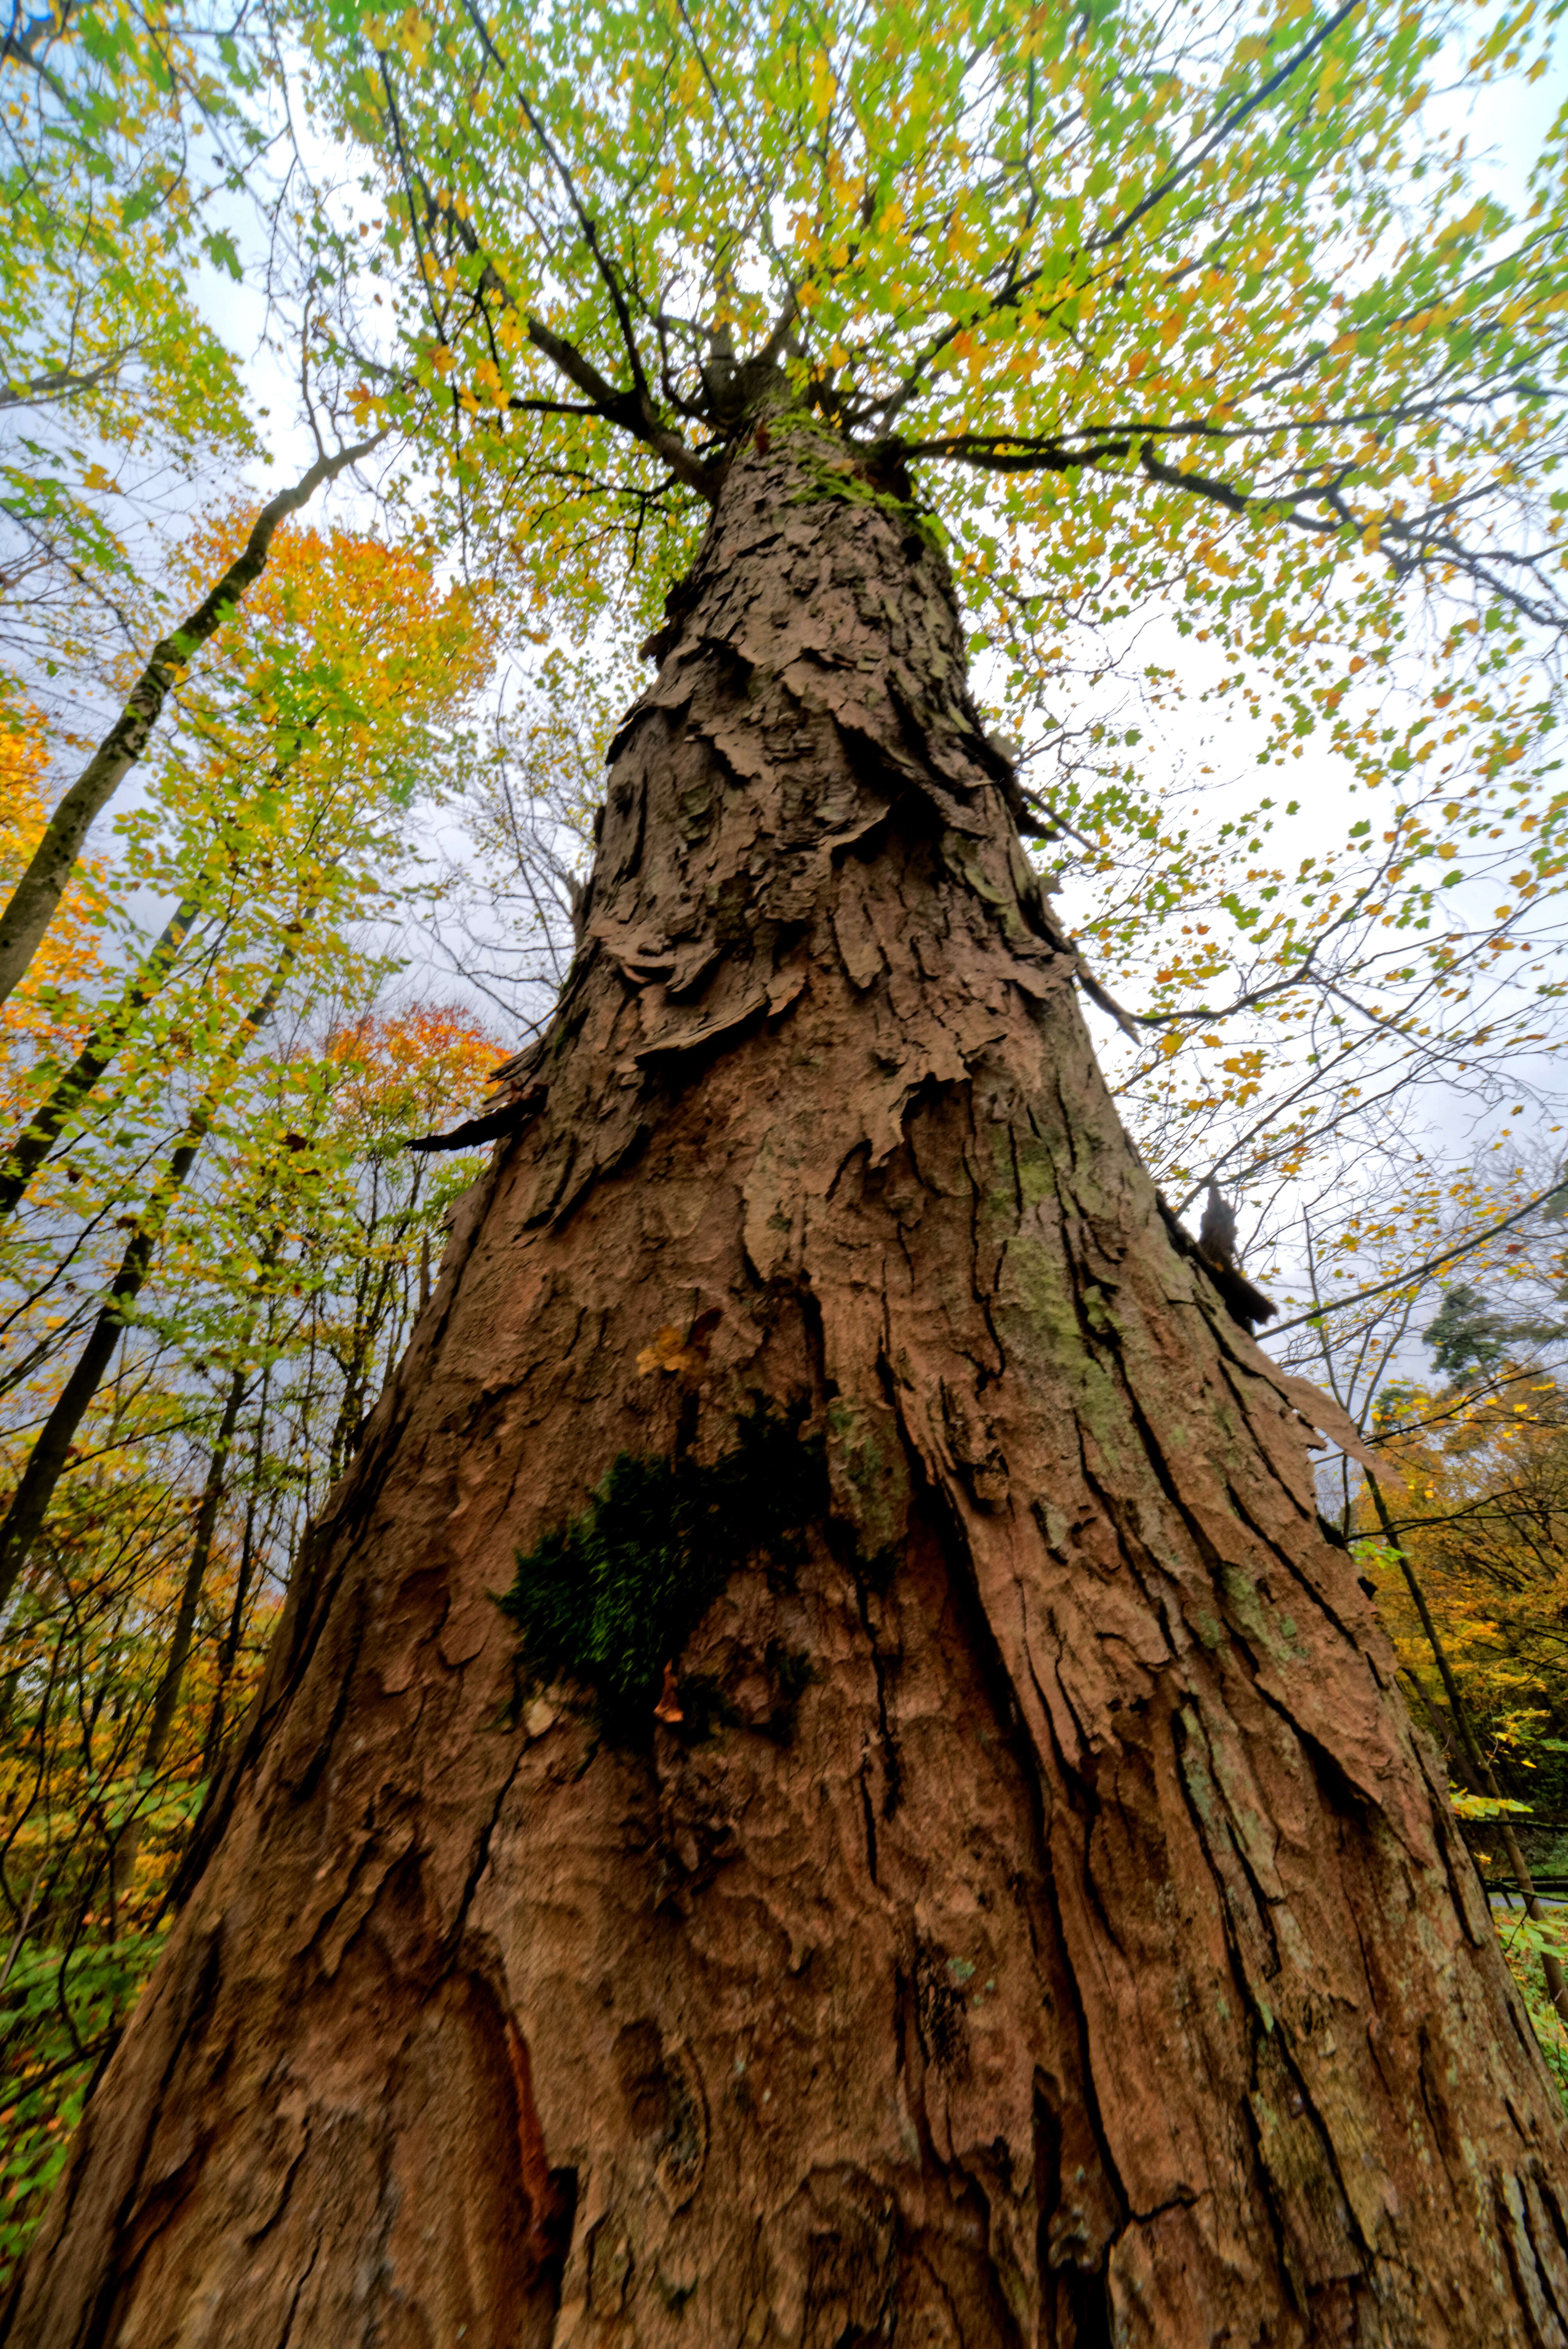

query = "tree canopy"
[
  {"left": 318, "top": 0, "right": 1566, "bottom": 632},
  {"left": 300, "top": 0, "right": 1568, "bottom": 1233}
]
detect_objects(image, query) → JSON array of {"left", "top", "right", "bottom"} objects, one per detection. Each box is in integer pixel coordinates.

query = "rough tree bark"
[{"left": 9, "top": 421, "right": 1568, "bottom": 2348}]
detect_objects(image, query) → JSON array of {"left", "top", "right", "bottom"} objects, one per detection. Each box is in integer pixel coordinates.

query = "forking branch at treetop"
[
  {"left": 305, "top": 0, "right": 1568, "bottom": 1212},
  {"left": 318, "top": 0, "right": 1567, "bottom": 678}
]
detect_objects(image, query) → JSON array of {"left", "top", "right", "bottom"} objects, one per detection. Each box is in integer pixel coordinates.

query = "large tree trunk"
[{"left": 9, "top": 422, "right": 1568, "bottom": 2348}]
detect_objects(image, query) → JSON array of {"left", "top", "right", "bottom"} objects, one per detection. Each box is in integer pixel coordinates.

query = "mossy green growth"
[
  {"left": 498, "top": 1400, "right": 824, "bottom": 1742},
  {"left": 784, "top": 446, "right": 944, "bottom": 553}
]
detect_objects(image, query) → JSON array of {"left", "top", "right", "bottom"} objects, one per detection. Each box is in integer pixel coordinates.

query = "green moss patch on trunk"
[{"left": 497, "top": 1399, "right": 825, "bottom": 1741}]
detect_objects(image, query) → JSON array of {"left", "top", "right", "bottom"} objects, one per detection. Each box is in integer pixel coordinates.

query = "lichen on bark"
[{"left": 8, "top": 415, "right": 1568, "bottom": 2349}]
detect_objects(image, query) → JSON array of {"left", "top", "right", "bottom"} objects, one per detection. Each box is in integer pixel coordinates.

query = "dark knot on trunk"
[{"left": 1161, "top": 1183, "right": 1278, "bottom": 1333}]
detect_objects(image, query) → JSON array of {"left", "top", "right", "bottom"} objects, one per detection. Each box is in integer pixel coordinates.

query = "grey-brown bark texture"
[{"left": 10, "top": 421, "right": 1568, "bottom": 2348}]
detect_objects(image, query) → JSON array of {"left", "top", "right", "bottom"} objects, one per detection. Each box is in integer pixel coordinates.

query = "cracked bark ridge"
[{"left": 10, "top": 421, "right": 1568, "bottom": 2349}]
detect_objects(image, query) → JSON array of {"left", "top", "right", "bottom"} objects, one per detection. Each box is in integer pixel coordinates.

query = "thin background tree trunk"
[
  {"left": 0, "top": 947, "right": 296, "bottom": 1611},
  {"left": 201, "top": 1348, "right": 274, "bottom": 1783},
  {"left": 9, "top": 426, "right": 1568, "bottom": 2348},
  {"left": 0, "top": 888, "right": 207, "bottom": 1227},
  {"left": 112, "top": 1359, "right": 251, "bottom": 1901},
  {"left": 1364, "top": 1467, "right": 1568, "bottom": 2023},
  {"left": 0, "top": 430, "right": 384, "bottom": 1016}
]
